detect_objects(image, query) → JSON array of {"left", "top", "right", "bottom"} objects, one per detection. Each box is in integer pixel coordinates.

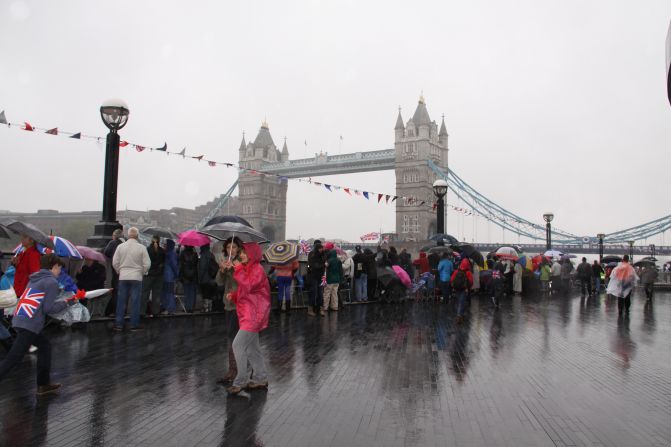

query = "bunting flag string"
[{"left": 0, "top": 108, "right": 480, "bottom": 219}]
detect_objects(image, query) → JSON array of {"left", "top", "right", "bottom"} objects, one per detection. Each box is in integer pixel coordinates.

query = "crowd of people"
[{"left": 0, "top": 227, "right": 663, "bottom": 397}]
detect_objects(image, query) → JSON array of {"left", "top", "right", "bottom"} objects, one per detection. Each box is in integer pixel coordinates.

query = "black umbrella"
[
  {"left": 376, "top": 266, "right": 399, "bottom": 287},
  {"left": 601, "top": 255, "right": 622, "bottom": 264},
  {"left": 199, "top": 222, "right": 268, "bottom": 243},
  {"left": 141, "top": 226, "right": 178, "bottom": 240},
  {"left": 203, "top": 215, "right": 253, "bottom": 228},
  {"left": 428, "top": 246, "right": 454, "bottom": 256},
  {"left": 0, "top": 223, "right": 10, "bottom": 239},
  {"left": 452, "top": 243, "right": 485, "bottom": 267},
  {"left": 634, "top": 260, "right": 656, "bottom": 268},
  {"left": 640, "top": 256, "right": 658, "bottom": 262},
  {"left": 428, "top": 233, "right": 459, "bottom": 246},
  {"left": 2, "top": 220, "right": 54, "bottom": 249}
]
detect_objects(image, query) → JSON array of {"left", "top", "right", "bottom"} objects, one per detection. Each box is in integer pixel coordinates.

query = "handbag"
[{"left": 0, "top": 288, "right": 18, "bottom": 309}]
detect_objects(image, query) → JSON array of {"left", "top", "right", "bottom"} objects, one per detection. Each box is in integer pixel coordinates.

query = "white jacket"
[{"left": 112, "top": 238, "right": 151, "bottom": 281}]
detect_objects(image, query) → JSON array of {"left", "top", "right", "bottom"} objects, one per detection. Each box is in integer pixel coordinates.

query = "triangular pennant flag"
[
  {"left": 156, "top": 142, "right": 167, "bottom": 151},
  {"left": 119, "top": 140, "right": 129, "bottom": 147},
  {"left": 70, "top": 132, "right": 81, "bottom": 139},
  {"left": 355, "top": 190, "right": 361, "bottom": 196},
  {"left": 224, "top": 163, "right": 233, "bottom": 167},
  {"left": 208, "top": 161, "right": 216, "bottom": 167},
  {"left": 363, "top": 192, "right": 369, "bottom": 200},
  {"left": 0, "top": 111, "right": 7, "bottom": 125},
  {"left": 385, "top": 195, "right": 390, "bottom": 203},
  {"left": 135, "top": 145, "right": 145, "bottom": 152},
  {"left": 392, "top": 196, "right": 398, "bottom": 202},
  {"left": 45, "top": 128, "right": 58, "bottom": 135},
  {"left": 23, "top": 122, "right": 33, "bottom": 131},
  {"left": 193, "top": 155, "right": 204, "bottom": 161},
  {"left": 419, "top": 201, "right": 425, "bottom": 206},
  {"left": 178, "top": 147, "right": 186, "bottom": 157},
  {"left": 314, "top": 181, "right": 322, "bottom": 186},
  {"left": 377, "top": 194, "right": 383, "bottom": 203},
  {"left": 344, "top": 188, "right": 351, "bottom": 195},
  {"left": 324, "top": 184, "right": 332, "bottom": 191}
]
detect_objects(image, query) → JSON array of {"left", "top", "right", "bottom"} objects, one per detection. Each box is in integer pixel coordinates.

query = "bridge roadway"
[{"left": 261, "top": 149, "right": 395, "bottom": 178}]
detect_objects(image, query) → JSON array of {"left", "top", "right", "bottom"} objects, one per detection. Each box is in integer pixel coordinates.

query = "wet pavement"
[{"left": 1, "top": 290, "right": 670, "bottom": 447}]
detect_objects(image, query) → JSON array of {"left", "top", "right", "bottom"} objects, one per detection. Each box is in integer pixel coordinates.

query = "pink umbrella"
[
  {"left": 392, "top": 265, "right": 412, "bottom": 289},
  {"left": 75, "top": 246, "right": 107, "bottom": 263},
  {"left": 178, "top": 230, "right": 211, "bottom": 247}
]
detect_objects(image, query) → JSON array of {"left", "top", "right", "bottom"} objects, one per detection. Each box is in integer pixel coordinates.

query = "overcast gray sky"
[{"left": 1, "top": 0, "right": 670, "bottom": 243}]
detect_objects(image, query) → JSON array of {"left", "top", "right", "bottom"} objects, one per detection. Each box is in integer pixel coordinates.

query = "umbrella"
[
  {"left": 84, "top": 288, "right": 113, "bottom": 299},
  {"left": 634, "top": 260, "right": 656, "bottom": 268},
  {"left": 14, "top": 235, "right": 82, "bottom": 259},
  {"left": 2, "top": 220, "right": 55, "bottom": 249},
  {"left": 376, "top": 267, "right": 399, "bottom": 287},
  {"left": 605, "top": 262, "right": 618, "bottom": 268},
  {"left": 141, "top": 226, "right": 177, "bottom": 240},
  {"left": 640, "top": 256, "right": 658, "bottom": 262},
  {"left": 496, "top": 253, "right": 519, "bottom": 261},
  {"left": 601, "top": 255, "right": 622, "bottom": 264},
  {"left": 452, "top": 244, "right": 485, "bottom": 267},
  {"left": 177, "top": 230, "right": 211, "bottom": 247},
  {"left": 392, "top": 265, "right": 412, "bottom": 289},
  {"left": 428, "top": 246, "right": 455, "bottom": 256},
  {"left": 203, "top": 215, "right": 253, "bottom": 228},
  {"left": 496, "top": 247, "right": 518, "bottom": 257},
  {"left": 0, "top": 223, "right": 11, "bottom": 239},
  {"left": 199, "top": 222, "right": 268, "bottom": 243},
  {"left": 543, "top": 249, "right": 564, "bottom": 259},
  {"left": 75, "top": 246, "right": 107, "bottom": 263},
  {"left": 428, "top": 233, "right": 459, "bottom": 246},
  {"left": 264, "top": 241, "right": 299, "bottom": 265}
]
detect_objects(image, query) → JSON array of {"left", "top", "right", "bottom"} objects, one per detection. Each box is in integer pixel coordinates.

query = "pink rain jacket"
[{"left": 231, "top": 243, "right": 271, "bottom": 333}]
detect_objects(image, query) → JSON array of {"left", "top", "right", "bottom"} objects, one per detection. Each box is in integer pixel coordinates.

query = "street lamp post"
[
  {"left": 597, "top": 233, "right": 605, "bottom": 263},
  {"left": 650, "top": 244, "right": 656, "bottom": 258},
  {"left": 432, "top": 179, "right": 448, "bottom": 246},
  {"left": 87, "top": 99, "right": 129, "bottom": 248},
  {"left": 543, "top": 212, "right": 554, "bottom": 251},
  {"left": 628, "top": 240, "right": 635, "bottom": 262}
]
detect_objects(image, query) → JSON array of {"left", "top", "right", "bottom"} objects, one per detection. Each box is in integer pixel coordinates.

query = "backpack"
[{"left": 452, "top": 270, "right": 468, "bottom": 291}]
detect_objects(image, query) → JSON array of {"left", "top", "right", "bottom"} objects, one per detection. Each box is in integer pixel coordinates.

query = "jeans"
[
  {"left": 161, "top": 281, "right": 176, "bottom": 313},
  {"left": 141, "top": 274, "right": 163, "bottom": 316},
  {"left": 308, "top": 280, "right": 323, "bottom": 308},
  {"left": 183, "top": 282, "right": 197, "bottom": 311},
  {"left": 277, "top": 276, "right": 293, "bottom": 302},
  {"left": 0, "top": 328, "right": 51, "bottom": 386},
  {"left": 439, "top": 280, "right": 452, "bottom": 300},
  {"left": 0, "top": 320, "right": 10, "bottom": 341},
  {"left": 618, "top": 294, "right": 631, "bottom": 314},
  {"left": 116, "top": 280, "right": 142, "bottom": 328},
  {"left": 644, "top": 283, "right": 654, "bottom": 299},
  {"left": 594, "top": 277, "right": 601, "bottom": 294},
  {"left": 232, "top": 329, "right": 267, "bottom": 388},
  {"left": 456, "top": 290, "right": 468, "bottom": 316},
  {"left": 355, "top": 274, "right": 368, "bottom": 301},
  {"left": 580, "top": 279, "right": 591, "bottom": 296}
]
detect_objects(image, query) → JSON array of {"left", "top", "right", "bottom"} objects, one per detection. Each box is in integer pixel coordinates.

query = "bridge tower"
[
  {"left": 394, "top": 96, "right": 449, "bottom": 241},
  {"left": 238, "top": 122, "right": 288, "bottom": 241}
]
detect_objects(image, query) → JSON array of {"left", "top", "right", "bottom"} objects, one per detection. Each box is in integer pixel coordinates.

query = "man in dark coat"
[
  {"left": 306, "top": 240, "right": 326, "bottom": 316},
  {"left": 103, "top": 229, "right": 124, "bottom": 316},
  {"left": 352, "top": 246, "right": 367, "bottom": 302},
  {"left": 198, "top": 245, "right": 218, "bottom": 312},
  {"left": 141, "top": 235, "right": 165, "bottom": 316},
  {"left": 364, "top": 248, "right": 378, "bottom": 300},
  {"left": 576, "top": 257, "right": 592, "bottom": 297}
]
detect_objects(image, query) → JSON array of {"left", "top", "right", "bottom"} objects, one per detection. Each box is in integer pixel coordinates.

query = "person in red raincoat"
[
  {"left": 450, "top": 258, "right": 474, "bottom": 321},
  {"left": 412, "top": 252, "right": 430, "bottom": 275},
  {"left": 225, "top": 242, "right": 271, "bottom": 395},
  {"left": 13, "top": 235, "right": 41, "bottom": 298}
]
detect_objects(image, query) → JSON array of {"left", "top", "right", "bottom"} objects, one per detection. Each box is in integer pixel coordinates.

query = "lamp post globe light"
[
  {"left": 87, "top": 99, "right": 129, "bottom": 248},
  {"left": 432, "top": 179, "right": 448, "bottom": 246},
  {"left": 543, "top": 212, "right": 554, "bottom": 251},
  {"left": 597, "top": 233, "right": 606, "bottom": 263}
]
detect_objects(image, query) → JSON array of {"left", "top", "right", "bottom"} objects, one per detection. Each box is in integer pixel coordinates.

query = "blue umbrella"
[{"left": 14, "top": 235, "right": 83, "bottom": 259}]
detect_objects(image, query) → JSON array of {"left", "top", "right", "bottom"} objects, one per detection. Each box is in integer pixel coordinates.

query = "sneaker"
[
  {"left": 130, "top": 326, "right": 145, "bottom": 332},
  {"left": 36, "top": 383, "right": 61, "bottom": 396},
  {"left": 226, "top": 385, "right": 243, "bottom": 395},
  {"left": 112, "top": 326, "right": 124, "bottom": 332},
  {"left": 319, "top": 309, "right": 326, "bottom": 316}
]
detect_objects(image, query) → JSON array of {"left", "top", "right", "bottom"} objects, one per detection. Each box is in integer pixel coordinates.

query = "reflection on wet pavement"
[{"left": 1, "top": 290, "right": 670, "bottom": 446}]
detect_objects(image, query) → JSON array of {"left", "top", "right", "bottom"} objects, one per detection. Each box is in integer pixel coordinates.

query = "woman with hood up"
[
  {"left": 216, "top": 236, "right": 243, "bottom": 384},
  {"left": 225, "top": 243, "right": 271, "bottom": 395},
  {"left": 450, "top": 259, "right": 474, "bottom": 322}
]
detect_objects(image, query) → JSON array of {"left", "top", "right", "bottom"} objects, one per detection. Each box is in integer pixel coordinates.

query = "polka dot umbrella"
[{"left": 264, "top": 241, "right": 299, "bottom": 265}]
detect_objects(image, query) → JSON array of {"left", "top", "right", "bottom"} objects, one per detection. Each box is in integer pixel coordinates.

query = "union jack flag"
[
  {"left": 299, "top": 239, "right": 311, "bottom": 255},
  {"left": 16, "top": 288, "right": 45, "bottom": 319},
  {"left": 360, "top": 232, "right": 380, "bottom": 242}
]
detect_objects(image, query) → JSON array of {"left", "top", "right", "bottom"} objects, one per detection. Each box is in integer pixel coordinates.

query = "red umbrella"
[{"left": 178, "top": 230, "right": 211, "bottom": 247}]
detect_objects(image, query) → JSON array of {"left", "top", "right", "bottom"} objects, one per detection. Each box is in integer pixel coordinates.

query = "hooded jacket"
[
  {"left": 163, "top": 240, "right": 179, "bottom": 283},
  {"left": 326, "top": 250, "right": 343, "bottom": 284},
  {"left": 230, "top": 243, "right": 271, "bottom": 332},
  {"left": 198, "top": 245, "right": 217, "bottom": 286},
  {"left": 13, "top": 270, "right": 69, "bottom": 334},
  {"left": 450, "top": 259, "right": 474, "bottom": 290}
]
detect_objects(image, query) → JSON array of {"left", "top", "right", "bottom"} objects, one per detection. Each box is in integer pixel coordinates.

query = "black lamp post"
[
  {"left": 543, "top": 212, "right": 554, "bottom": 251},
  {"left": 597, "top": 233, "right": 605, "bottom": 263},
  {"left": 433, "top": 179, "right": 448, "bottom": 246},
  {"left": 650, "top": 244, "right": 656, "bottom": 258},
  {"left": 87, "top": 99, "right": 129, "bottom": 248},
  {"left": 628, "top": 240, "right": 635, "bottom": 262}
]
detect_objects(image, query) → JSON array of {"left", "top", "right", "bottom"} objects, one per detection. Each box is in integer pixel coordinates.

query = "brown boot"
[
  {"left": 307, "top": 306, "right": 316, "bottom": 316},
  {"left": 223, "top": 346, "right": 237, "bottom": 381},
  {"left": 319, "top": 308, "right": 326, "bottom": 316},
  {"left": 36, "top": 383, "right": 61, "bottom": 396}
]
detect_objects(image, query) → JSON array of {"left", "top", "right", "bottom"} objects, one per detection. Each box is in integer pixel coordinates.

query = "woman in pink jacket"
[{"left": 225, "top": 242, "right": 271, "bottom": 395}]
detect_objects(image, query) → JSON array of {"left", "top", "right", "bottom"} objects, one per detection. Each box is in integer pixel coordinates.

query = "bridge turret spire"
[
  {"left": 439, "top": 114, "right": 448, "bottom": 147},
  {"left": 239, "top": 132, "right": 247, "bottom": 151}
]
